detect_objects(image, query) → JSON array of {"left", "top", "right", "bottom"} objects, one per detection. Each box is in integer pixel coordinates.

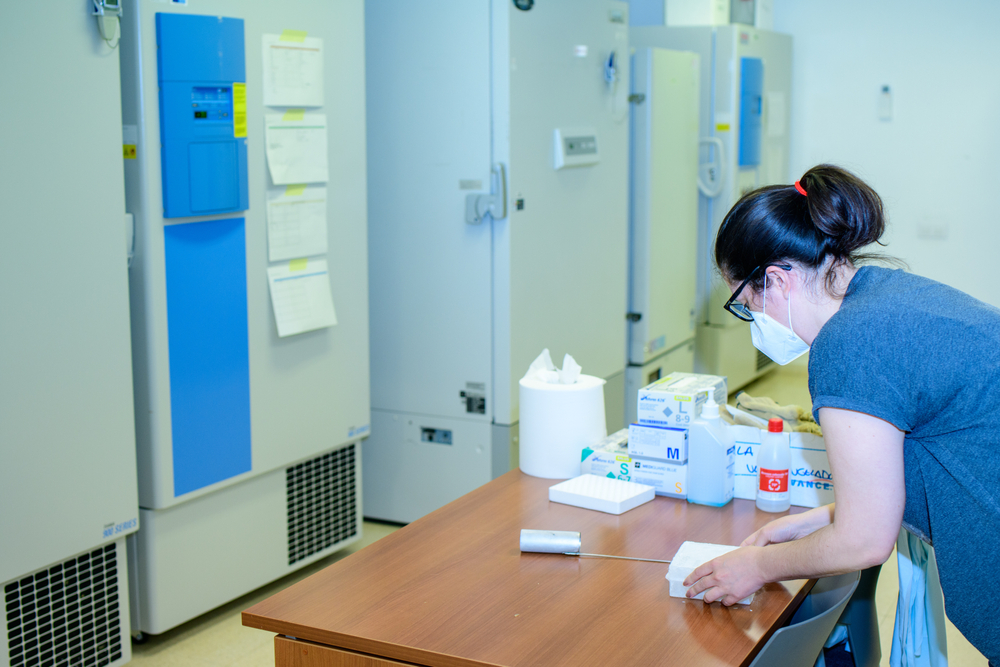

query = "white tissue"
[
  {"left": 519, "top": 348, "right": 607, "bottom": 479},
  {"left": 523, "top": 348, "right": 583, "bottom": 385},
  {"left": 558, "top": 353, "right": 582, "bottom": 385}
]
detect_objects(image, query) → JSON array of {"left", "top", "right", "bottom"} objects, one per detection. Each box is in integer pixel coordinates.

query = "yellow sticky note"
[
  {"left": 285, "top": 184, "right": 307, "bottom": 197},
  {"left": 289, "top": 258, "right": 308, "bottom": 272},
  {"left": 232, "top": 82, "right": 247, "bottom": 138},
  {"left": 123, "top": 145, "right": 136, "bottom": 159},
  {"left": 715, "top": 123, "right": 731, "bottom": 132},
  {"left": 280, "top": 30, "right": 307, "bottom": 43},
  {"left": 282, "top": 109, "right": 305, "bottom": 122}
]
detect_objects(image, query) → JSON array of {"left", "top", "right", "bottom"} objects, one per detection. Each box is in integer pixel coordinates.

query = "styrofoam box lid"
[
  {"left": 666, "top": 541, "right": 755, "bottom": 605},
  {"left": 548, "top": 474, "right": 655, "bottom": 515}
]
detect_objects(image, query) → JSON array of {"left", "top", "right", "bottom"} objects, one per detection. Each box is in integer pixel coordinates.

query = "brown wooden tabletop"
[{"left": 243, "top": 470, "right": 814, "bottom": 667}]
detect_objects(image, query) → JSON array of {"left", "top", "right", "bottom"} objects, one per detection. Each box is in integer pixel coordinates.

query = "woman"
[{"left": 682, "top": 164, "right": 1000, "bottom": 664}]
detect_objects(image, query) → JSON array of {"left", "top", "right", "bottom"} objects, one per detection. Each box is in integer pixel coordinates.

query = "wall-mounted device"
[
  {"left": 156, "top": 13, "right": 248, "bottom": 218},
  {"left": 553, "top": 127, "right": 600, "bottom": 169},
  {"left": 92, "top": 0, "right": 122, "bottom": 42}
]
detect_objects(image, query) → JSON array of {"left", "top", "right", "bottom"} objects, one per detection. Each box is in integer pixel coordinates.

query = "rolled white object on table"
[
  {"left": 519, "top": 529, "right": 582, "bottom": 554},
  {"left": 518, "top": 374, "right": 607, "bottom": 479}
]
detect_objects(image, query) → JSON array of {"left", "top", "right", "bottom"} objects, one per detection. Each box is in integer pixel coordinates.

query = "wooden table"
[{"left": 243, "top": 471, "right": 814, "bottom": 667}]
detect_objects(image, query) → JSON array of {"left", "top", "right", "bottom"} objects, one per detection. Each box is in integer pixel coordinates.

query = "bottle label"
[{"left": 759, "top": 468, "right": 788, "bottom": 493}]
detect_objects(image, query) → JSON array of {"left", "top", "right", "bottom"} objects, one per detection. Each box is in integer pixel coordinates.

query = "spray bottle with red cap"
[{"left": 756, "top": 417, "right": 790, "bottom": 513}]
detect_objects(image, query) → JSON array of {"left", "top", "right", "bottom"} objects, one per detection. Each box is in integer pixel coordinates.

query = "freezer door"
[
  {"left": 628, "top": 48, "right": 700, "bottom": 366},
  {"left": 366, "top": 1, "right": 494, "bottom": 422},
  {"left": 498, "top": 0, "right": 631, "bottom": 424}
]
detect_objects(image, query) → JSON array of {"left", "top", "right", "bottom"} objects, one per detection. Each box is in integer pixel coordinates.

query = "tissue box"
[
  {"left": 666, "top": 541, "right": 755, "bottom": 605},
  {"left": 637, "top": 372, "right": 727, "bottom": 428},
  {"left": 581, "top": 429, "right": 686, "bottom": 499},
  {"left": 628, "top": 423, "right": 687, "bottom": 462},
  {"left": 732, "top": 426, "right": 833, "bottom": 508}
]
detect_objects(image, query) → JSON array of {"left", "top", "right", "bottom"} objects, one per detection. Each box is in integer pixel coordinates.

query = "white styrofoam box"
[
  {"left": 549, "top": 474, "right": 655, "bottom": 515},
  {"left": 666, "top": 0, "right": 731, "bottom": 26},
  {"left": 628, "top": 423, "right": 688, "bottom": 462},
  {"left": 666, "top": 541, "right": 755, "bottom": 604},
  {"left": 636, "top": 372, "right": 727, "bottom": 429},
  {"left": 581, "top": 434, "right": 686, "bottom": 499},
  {"left": 732, "top": 425, "right": 833, "bottom": 508}
]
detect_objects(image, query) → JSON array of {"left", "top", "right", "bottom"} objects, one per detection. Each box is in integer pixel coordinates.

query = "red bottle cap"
[{"left": 768, "top": 418, "right": 784, "bottom": 433}]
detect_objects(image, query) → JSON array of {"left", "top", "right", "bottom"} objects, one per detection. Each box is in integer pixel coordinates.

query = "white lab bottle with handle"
[
  {"left": 686, "top": 392, "right": 735, "bottom": 507},
  {"left": 756, "top": 417, "right": 790, "bottom": 512}
]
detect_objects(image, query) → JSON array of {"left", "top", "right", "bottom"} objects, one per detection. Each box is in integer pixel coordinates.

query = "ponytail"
[{"left": 715, "top": 164, "right": 887, "bottom": 293}]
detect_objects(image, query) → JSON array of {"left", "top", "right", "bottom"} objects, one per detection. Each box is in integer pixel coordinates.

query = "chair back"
[{"left": 748, "top": 570, "right": 861, "bottom": 667}]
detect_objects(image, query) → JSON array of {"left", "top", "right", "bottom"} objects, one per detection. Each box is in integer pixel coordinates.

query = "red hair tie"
[{"left": 794, "top": 180, "right": 808, "bottom": 196}]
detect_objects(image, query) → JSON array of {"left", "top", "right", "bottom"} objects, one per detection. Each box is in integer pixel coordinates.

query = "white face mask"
[{"left": 749, "top": 279, "right": 809, "bottom": 365}]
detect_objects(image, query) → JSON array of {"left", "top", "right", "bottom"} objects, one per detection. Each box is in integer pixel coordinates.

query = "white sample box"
[
  {"left": 666, "top": 541, "right": 755, "bottom": 605},
  {"left": 636, "top": 372, "right": 727, "bottom": 428},
  {"left": 628, "top": 423, "right": 688, "bottom": 462},
  {"left": 548, "top": 474, "right": 655, "bottom": 515}
]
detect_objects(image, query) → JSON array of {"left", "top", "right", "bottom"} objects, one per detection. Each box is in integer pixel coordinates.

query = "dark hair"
[{"left": 714, "top": 164, "right": 887, "bottom": 293}]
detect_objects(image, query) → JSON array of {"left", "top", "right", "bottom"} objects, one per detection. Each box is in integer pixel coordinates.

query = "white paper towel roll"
[{"left": 519, "top": 374, "right": 607, "bottom": 479}]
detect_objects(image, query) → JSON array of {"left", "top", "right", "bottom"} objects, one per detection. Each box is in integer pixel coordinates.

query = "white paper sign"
[
  {"left": 265, "top": 113, "right": 329, "bottom": 185},
  {"left": 262, "top": 35, "right": 324, "bottom": 107},
  {"left": 266, "top": 184, "right": 328, "bottom": 262},
  {"left": 267, "top": 258, "right": 338, "bottom": 337}
]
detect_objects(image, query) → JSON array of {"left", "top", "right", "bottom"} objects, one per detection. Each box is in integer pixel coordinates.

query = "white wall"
[{"left": 773, "top": 0, "right": 1000, "bottom": 306}]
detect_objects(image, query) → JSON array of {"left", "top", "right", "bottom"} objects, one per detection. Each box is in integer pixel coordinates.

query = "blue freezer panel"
[
  {"left": 739, "top": 57, "right": 763, "bottom": 167},
  {"left": 156, "top": 13, "right": 248, "bottom": 218},
  {"left": 164, "top": 218, "right": 252, "bottom": 497},
  {"left": 155, "top": 13, "right": 245, "bottom": 83}
]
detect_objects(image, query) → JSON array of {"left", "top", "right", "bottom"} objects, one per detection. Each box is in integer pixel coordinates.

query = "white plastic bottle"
[
  {"left": 756, "top": 417, "right": 790, "bottom": 512},
  {"left": 686, "top": 392, "right": 735, "bottom": 507}
]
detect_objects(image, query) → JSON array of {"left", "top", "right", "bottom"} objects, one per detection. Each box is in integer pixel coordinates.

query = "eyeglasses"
[{"left": 723, "top": 264, "right": 792, "bottom": 322}]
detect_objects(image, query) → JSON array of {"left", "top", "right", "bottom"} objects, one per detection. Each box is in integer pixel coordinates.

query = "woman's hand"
[
  {"left": 683, "top": 547, "right": 765, "bottom": 606},
  {"left": 741, "top": 506, "right": 834, "bottom": 547}
]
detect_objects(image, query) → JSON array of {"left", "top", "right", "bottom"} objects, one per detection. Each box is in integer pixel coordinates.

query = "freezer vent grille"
[
  {"left": 756, "top": 349, "right": 775, "bottom": 372},
  {"left": 4, "top": 544, "right": 123, "bottom": 667},
  {"left": 287, "top": 444, "right": 359, "bottom": 565}
]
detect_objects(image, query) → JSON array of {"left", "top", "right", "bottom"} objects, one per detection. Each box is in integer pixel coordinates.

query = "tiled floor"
[{"left": 130, "top": 364, "right": 988, "bottom": 666}]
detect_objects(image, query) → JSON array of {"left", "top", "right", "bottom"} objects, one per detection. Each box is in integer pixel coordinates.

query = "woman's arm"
[{"left": 683, "top": 407, "right": 905, "bottom": 605}]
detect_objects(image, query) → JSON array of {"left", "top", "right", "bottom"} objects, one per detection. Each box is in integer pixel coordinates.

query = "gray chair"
[
  {"left": 837, "top": 565, "right": 883, "bottom": 667},
  {"left": 748, "top": 570, "right": 861, "bottom": 667}
]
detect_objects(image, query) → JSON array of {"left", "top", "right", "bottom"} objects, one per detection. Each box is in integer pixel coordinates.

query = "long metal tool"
[
  {"left": 519, "top": 530, "right": 670, "bottom": 564},
  {"left": 565, "top": 552, "right": 671, "bottom": 564}
]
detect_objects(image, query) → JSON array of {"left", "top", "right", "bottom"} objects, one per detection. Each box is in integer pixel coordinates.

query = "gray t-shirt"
[{"left": 809, "top": 266, "right": 1000, "bottom": 662}]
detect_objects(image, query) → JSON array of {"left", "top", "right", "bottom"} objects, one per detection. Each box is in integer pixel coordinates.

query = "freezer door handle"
[
  {"left": 698, "top": 137, "right": 726, "bottom": 198},
  {"left": 465, "top": 163, "right": 507, "bottom": 224}
]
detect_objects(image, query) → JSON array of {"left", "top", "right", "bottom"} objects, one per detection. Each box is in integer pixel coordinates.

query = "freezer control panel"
[
  {"left": 156, "top": 13, "right": 248, "bottom": 218},
  {"left": 553, "top": 127, "right": 600, "bottom": 169},
  {"left": 191, "top": 87, "right": 233, "bottom": 121}
]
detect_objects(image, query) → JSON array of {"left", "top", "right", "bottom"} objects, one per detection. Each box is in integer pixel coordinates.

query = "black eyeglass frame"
[{"left": 723, "top": 263, "right": 793, "bottom": 322}]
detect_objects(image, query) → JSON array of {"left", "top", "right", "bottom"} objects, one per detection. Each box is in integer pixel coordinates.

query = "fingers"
[
  {"left": 742, "top": 521, "right": 783, "bottom": 547},
  {"left": 685, "top": 577, "right": 713, "bottom": 600},
  {"left": 683, "top": 563, "right": 712, "bottom": 587}
]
